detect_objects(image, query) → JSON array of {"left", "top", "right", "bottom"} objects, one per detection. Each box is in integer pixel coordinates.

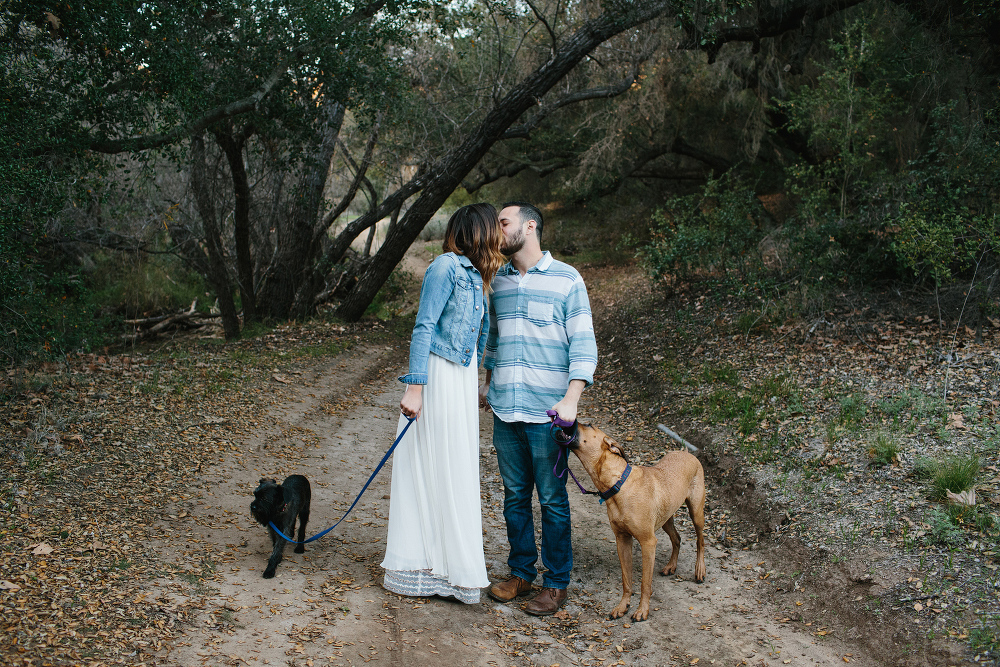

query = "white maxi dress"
[{"left": 381, "top": 346, "right": 490, "bottom": 603}]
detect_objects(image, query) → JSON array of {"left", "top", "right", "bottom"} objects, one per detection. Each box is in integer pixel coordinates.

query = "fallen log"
[{"left": 122, "top": 299, "right": 221, "bottom": 343}]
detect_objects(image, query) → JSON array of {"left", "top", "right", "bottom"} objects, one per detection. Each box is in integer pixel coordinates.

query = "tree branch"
[
  {"left": 680, "top": 0, "right": 869, "bottom": 63},
  {"left": 318, "top": 119, "right": 381, "bottom": 245},
  {"left": 461, "top": 150, "right": 576, "bottom": 193},
  {"left": 584, "top": 135, "right": 732, "bottom": 199},
  {"left": 525, "top": 0, "right": 558, "bottom": 56}
]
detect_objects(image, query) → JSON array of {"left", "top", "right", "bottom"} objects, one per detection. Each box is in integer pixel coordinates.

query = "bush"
[
  {"left": 641, "top": 174, "right": 768, "bottom": 283},
  {"left": 887, "top": 104, "right": 1000, "bottom": 287}
]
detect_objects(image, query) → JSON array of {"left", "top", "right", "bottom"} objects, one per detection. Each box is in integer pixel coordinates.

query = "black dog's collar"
[{"left": 599, "top": 464, "right": 632, "bottom": 500}]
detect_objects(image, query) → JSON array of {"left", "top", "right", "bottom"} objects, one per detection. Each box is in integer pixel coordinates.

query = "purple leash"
[
  {"left": 548, "top": 410, "right": 597, "bottom": 496},
  {"left": 548, "top": 409, "right": 631, "bottom": 503}
]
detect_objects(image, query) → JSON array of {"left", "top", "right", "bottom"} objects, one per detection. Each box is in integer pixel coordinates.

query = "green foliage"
[
  {"left": 926, "top": 507, "right": 964, "bottom": 546},
  {"left": 89, "top": 252, "right": 208, "bottom": 319},
  {"left": 868, "top": 432, "right": 899, "bottom": 467},
  {"left": 887, "top": 104, "right": 1000, "bottom": 286},
  {"left": 779, "top": 19, "right": 901, "bottom": 220},
  {"left": 927, "top": 454, "right": 980, "bottom": 501},
  {"left": 364, "top": 268, "right": 412, "bottom": 320},
  {"left": 641, "top": 174, "right": 768, "bottom": 282},
  {"left": 838, "top": 393, "right": 867, "bottom": 425}
]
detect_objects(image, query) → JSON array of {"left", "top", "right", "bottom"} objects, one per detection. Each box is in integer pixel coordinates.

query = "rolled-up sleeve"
[{"left": 565, "top": 277, "right": 598, "bottom": 386}]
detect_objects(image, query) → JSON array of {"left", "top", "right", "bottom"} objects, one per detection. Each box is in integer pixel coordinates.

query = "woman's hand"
[{"left": 400, "top": 384, "right": 423, "bottom": 419}]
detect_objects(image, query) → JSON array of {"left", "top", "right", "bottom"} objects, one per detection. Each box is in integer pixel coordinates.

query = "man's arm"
[{"left": 551, "top": 379, "right": 586, "bottom": 423}]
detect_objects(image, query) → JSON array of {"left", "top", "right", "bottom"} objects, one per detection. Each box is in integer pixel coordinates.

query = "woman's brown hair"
[{"left": 442, "top": 203, "right": 506, "bottom": 289}]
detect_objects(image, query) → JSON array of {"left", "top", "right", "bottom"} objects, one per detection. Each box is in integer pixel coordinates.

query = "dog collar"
[{"left": 599, "top": 464, "right": 631, "bottom": 500}]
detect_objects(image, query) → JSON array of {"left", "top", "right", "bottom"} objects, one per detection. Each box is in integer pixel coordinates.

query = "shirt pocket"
[{"left": 526, "top": 299, "right": 554, "bottom": 325}]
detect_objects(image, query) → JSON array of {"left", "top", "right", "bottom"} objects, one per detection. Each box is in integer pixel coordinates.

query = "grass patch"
[
  {"left": 970, "top": 614, "right": 1000, "bottom": 665},
  {"left": 299, "top": 340, "right": 346, "bottom": 358},
  {"left": 838, "top": 393, "right": 867, "bottom": 426},
  {"left": 923, "top": 454, "right": 980, "bottom": 501},
  {"left": 365, "top": 268, "right": 412, "bottom": 320},
  {"left": 701, "top": 362, "right": 739, "bottom": 385},
  {"left": 868, "top": 432, "right": 899, "bottom": 467}
]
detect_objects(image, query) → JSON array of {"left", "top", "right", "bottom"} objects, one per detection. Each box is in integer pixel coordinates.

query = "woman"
[{"left": 381, "top": 203, "right": 506, "bottom": 603}]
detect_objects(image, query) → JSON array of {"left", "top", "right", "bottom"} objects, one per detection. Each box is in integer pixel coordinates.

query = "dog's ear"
[{"left": 604, "top": 436, "right": 630, "bottom": 464}]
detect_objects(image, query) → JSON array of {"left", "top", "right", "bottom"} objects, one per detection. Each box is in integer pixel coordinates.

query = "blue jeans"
[{"left": 492, "top": 416, "right": 572, "bottom": 589}]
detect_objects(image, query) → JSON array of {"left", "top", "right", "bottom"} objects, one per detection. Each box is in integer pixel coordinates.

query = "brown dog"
[{"left": 570, "top": 423, "right": 706, "bottom": 621}]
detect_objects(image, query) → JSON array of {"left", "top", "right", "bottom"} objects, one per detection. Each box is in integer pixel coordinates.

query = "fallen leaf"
[
  {"left": 30, "top": 543, "right": 54, "bottom": 555},
  {"left": 945, "top": 488, "right": 976, "bottom": 506},
  {"left": 913, "top": 603, "right": 923, "bottom": 612},
  {"left": 0, "top": 580, "right": 21, "bottom": 591}
]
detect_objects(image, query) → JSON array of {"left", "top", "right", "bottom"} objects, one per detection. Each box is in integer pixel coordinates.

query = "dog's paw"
[
  {"left": 608, "top": 605, "right": 629, "bottom": 620},
  {"left": 262, "top": 569, "right": 276, "bottom": 579},
  {"left": 294, "top": 545, "right": 305, "bottom": 554},
  {"left": 659, "top": 565, "right": 677, "bottom": 576},
  {"left": 631, "top": 609, "right": 650, "bottom": 622}
]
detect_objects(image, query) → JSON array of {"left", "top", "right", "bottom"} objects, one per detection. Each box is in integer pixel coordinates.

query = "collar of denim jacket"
[{"left": 454, "top": 253, "right": 479, "bottom": 272}]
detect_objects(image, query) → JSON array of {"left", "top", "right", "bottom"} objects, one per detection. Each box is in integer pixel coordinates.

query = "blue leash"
[{"left": 269, "top": 415, "right": 415, "bottom": 544}]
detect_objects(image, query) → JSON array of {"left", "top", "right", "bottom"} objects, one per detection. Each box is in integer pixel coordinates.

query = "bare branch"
[
  {"left": 584, "top": 135, "right": 732, "bottom": 199},
  {"left": 462, "top": 150, "right": 576, "bottom": 193},
  {"left": 502, "top": 41, "right": 659, "bottom": 140},
  {"left": 318, "top": 118, "right": 381, "bottom": 245},
  {"left": 524, "top": 0, "right": 558, "bottom": 56}
]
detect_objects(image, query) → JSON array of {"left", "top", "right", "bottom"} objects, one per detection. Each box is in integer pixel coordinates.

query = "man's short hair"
[{"left": 502, "top": 200, "right": 543, "bottom": 241}]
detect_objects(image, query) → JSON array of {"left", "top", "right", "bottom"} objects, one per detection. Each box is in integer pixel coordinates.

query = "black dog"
[{"left": 250, "top": 475, "right": 311, "bottom": 579}]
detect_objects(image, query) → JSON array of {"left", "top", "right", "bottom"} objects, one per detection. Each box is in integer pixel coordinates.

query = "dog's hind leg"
[
  {"left": 659, "top": 516, "right": 682, "bottom": 576},
  {"left": 610, "top": 531, "right": 634, "bottom": 620},
  {"left": 687, "top": 481, "right": 707, "bottom": 583},
  {"left": 294, "top": 505, "right": 308, "bottom": 554}
]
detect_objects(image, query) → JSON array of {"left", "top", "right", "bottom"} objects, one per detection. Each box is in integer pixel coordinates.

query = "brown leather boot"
[
  {"left": 523, "top": 587, "right": 567, "bottom": 616},
  {"left": 487, "top": 576, "right": 533, "bottom": 602}
]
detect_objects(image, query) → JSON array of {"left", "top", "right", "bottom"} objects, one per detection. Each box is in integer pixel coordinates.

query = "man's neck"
[{"left": 511, "top": 247, "right": 545, "bottom": 276}]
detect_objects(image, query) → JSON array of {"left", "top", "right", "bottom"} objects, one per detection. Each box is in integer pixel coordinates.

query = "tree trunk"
[
  {"left": 214, "top": 125, "right": 258, "bottom": 324},
  {"left": 255, "top": 100, "right": 346, "bottom": 320},
  {"left": 189, "top": 133, "right": 242, "bottom": 339},
  {"left": 335, "top": 1, "right": 677, "bottom": 321}
]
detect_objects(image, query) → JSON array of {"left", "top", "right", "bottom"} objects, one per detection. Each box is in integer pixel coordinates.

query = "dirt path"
[{"left": 150, "top": 337, "right": 883, "bottom": 667}]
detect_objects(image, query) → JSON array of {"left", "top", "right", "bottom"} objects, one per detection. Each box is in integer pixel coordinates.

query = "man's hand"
[
  {"left": 479, "top": 370, "right": 492, "bottom": 412},
  {"left": 400, "top": 384, "right": 423, "bottom": 419},
  {"left": 550, "top": 379, "right": 586, "bottom": 423},
  {"left": 478, "top": 382, "right": 491, "bottom": 411}
]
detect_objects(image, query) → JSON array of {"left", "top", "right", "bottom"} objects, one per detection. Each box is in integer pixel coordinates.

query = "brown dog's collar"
[{"left": 600, "top": 464, "right": 632, "bottom": 501}]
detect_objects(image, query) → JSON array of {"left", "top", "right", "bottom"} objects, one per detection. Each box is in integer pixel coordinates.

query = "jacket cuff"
[{"left": 398, "top": 373, "right": 428, "bottom": 385}]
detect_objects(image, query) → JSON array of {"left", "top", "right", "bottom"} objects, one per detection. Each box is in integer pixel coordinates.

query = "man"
[{"left": 479, "top": 201, "right": 598, "bottom": 616}]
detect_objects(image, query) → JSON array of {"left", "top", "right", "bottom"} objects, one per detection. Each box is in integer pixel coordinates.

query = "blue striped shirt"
[{"left": 484, "top": 252, "right": 598, "bottom": 423}]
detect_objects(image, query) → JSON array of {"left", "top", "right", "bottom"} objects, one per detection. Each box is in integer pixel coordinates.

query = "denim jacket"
[{"left": 398, "top": 252, "right": 489, "bottom": 385}]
